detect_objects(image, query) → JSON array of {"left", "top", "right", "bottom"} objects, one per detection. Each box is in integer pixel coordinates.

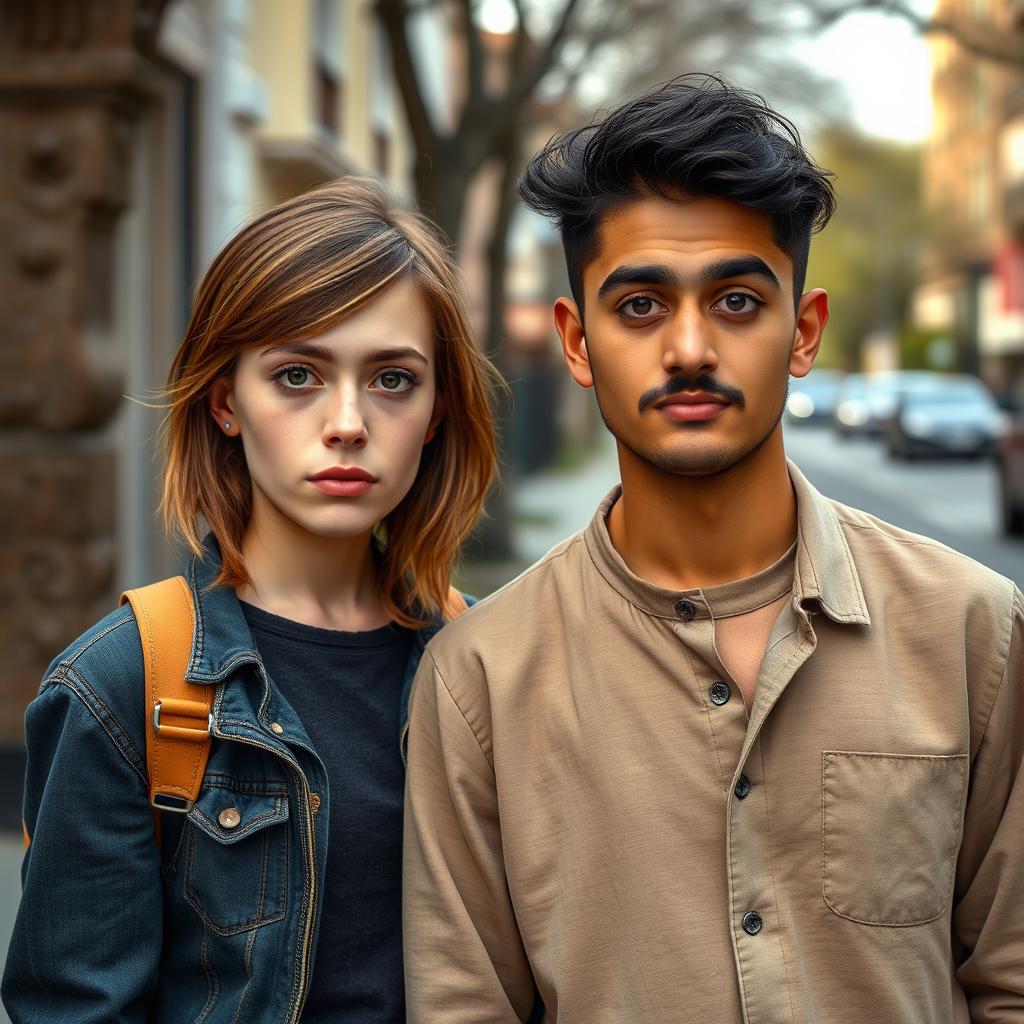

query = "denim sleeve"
[{"left": 2, "top": 674, "right": 163, "bottom": 1023}]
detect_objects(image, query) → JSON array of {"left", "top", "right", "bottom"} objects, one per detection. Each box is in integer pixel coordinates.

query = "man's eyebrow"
[
  {"left": 699, "top": 256, "right": 781, "bottom": 291},
  {"left": 596, "top": 264, "right": 680, "bottom": 300},
  {"left": 258, "top": 342, "right": 428, "bottom": 365}
]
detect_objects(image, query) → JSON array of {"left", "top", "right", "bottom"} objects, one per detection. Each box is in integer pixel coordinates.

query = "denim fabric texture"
[{"left": 1, "top": 537, "right": 451, "bottom": 1023}]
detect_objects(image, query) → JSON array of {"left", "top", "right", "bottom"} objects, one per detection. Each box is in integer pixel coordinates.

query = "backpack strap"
[{"left": 120, "top": 577, "right": 213, "bottom": 830}]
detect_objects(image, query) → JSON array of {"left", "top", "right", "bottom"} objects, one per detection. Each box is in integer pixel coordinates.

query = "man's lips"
[
  {"left": 307, "top": 467, "right": 377, "bottom": 496},
  {"left": 654, "top": 392, "right": 730, "bottom": 423}
]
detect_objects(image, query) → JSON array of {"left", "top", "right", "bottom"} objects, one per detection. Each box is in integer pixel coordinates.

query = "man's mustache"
[{"left": 638, "top": 374, "right": 746, "bottom": 413}]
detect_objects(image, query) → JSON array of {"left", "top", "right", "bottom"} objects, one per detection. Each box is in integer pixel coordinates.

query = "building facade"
[{"left": 916, "top": 0, "right": 1024, "bottom": 402}]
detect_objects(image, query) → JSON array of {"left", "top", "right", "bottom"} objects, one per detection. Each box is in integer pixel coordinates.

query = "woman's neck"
[{"left": 235, "top": 497, "right": 390, "bottom": 632}]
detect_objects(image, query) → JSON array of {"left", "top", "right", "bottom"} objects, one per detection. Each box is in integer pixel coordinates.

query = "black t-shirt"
[{"left": 240, "top": 602, "right": 413, "bottom": 1024}]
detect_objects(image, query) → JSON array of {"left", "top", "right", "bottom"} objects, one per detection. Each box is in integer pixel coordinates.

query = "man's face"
[{"left": 554, "top": 194, "right": 827, "bottom": 478}]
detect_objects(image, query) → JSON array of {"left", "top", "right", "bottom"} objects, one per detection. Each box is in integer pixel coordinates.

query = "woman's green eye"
[
  {"left": 380, "top": 371, "right": 403, "bottom": 390},
  {"left": 285, "top": 367, "right": 309, "bottom": 387}
]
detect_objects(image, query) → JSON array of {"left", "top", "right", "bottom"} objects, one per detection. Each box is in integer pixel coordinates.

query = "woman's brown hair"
[{"left": 162, "top": 177, "right": 500, "bottom": 627}]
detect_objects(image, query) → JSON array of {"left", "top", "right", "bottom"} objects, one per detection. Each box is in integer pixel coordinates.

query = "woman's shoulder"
[{"left": 34, "top": 602, "right": 148, "bottom": 755}]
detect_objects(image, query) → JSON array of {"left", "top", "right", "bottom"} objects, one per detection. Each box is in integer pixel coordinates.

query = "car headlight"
[
  {"left": 787, "top": 393, "right": 814, "bottom": 418},
  {"left": 837, "top": 402, "right": 867, "bottom": 426}
]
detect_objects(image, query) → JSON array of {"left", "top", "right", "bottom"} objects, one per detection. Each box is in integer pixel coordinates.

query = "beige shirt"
[{"left": 403, "top": 464, "right": 1024, "bottom": 1024}]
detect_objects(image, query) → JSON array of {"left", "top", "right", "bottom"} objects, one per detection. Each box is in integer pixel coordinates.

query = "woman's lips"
[
  {"left": 309, "top": 478, "right": 374, "bottom": 496},
  {"left": 307, "top": 468, "right": 377, "bottom": 497}
]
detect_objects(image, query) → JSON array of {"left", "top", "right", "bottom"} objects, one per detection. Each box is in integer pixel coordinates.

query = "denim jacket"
[{"left": 2, "top": 539, "right": 452, "bottom": 1023}]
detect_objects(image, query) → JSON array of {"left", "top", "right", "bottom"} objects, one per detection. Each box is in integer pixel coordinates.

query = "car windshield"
[{"left": 905, "top": 385, "right": 991, "bottom": 409}]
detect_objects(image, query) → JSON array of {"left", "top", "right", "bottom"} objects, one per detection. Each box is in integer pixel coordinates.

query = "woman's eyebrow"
[
  {"left": 258, "top": 343, "right": 428, "bottom": 365},
  {"left": 259, "top": 342, "right": 335, "bottom": 361}
]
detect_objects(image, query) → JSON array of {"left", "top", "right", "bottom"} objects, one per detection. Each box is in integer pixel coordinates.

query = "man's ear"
[
  {"left": 423, "top": 393, "right": 446, "bottom": 444},
  {"left": 790, "top": 289, "right": 829, "bottom": 379},
  {"left": 554, "top": 297, "right": 593, "bottom": 389},
  {"left": 208, "top": 376, "right": 239, "bottom": 436}
]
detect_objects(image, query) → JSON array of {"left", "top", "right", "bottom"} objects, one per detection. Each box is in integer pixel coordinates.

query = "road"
[{"left": 785, "top": 424, "right": 1024, "bottom": 589}]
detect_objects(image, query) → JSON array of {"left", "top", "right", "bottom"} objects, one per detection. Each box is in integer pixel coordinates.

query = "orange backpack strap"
[{"left": 120, "top": 577, "right": 212, "bottom": 825}]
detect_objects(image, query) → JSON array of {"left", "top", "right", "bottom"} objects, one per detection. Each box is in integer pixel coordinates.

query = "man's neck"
[{"left": 606, "top": 433, "right": 797, "bottom": 592}]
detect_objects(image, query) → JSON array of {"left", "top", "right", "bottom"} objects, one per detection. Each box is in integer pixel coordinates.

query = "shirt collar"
[{"left": 582, "top": 460, "right": 870, "bottom": 627}]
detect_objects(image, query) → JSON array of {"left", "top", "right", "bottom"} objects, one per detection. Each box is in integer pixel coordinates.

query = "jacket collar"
[
  {"left": 582, "top": 460, "right": 870, "bottom": 627},
  {"left": 184, "top": 536, "right": 263, "bottom": 684}
]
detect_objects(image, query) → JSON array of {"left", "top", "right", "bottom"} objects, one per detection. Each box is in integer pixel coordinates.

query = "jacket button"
[
  {"left": 709, "top": 681, "right": 732, "bottom": 706},
  {"left": 674, "top": 599, "right": 696, "bottom": 621},
  {"left": 270, "top": 722, "right": 284, "bottom": 734},
  {"left": 735, "top": 774, "right": 752, "bottom": 799},
  {"left": 741, "top": 911, "right": 763, "bottom": 935},
  {"left": 218, "top": 807, "right": 242, "bottom": 830},
  {"left": 309, "top": 793, "right": 321, "bottom": 814}
]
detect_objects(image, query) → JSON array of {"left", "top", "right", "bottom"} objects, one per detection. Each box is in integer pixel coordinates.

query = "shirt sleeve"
[
  {"left": 1, "top": 679, "right": 163, "bottom": 1023},
  {"left": 402, "top": 649, "right": 538, "bottom": 1023},
  {"left": 952, "top": 586, "right": 1024, "bottom": 1021}
]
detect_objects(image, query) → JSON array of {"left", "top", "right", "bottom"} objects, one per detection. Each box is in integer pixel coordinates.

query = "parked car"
[
  {"left": 997, "top": 418, "right": 1024, "bottom": 536},
  {"left": 785, "top": 369, "right": 843, "bottom": 424},
  {"left": 833, "top": 370, "right": 945, "bottom": 438},
  {"left": 886, "top": 376, "right": 1008, "bottom": 460}
]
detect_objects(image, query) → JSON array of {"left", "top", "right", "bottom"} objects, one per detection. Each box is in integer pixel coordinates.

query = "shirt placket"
[
  {"left": 674, "top": 593, "right": 816, "bottom": 1024},
  {"left": 727, "top": 603, "right": 818, "bottom": 1024}
]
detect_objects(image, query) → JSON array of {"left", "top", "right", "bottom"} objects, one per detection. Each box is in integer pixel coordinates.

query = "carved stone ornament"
[{"left": 0, "top": 0, "right": 172, "bottom": 742}]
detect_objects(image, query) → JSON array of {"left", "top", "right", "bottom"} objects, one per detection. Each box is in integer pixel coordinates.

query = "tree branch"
[
  {"left": 375, "top": 0, "right": 440, "bottom": 160},
  {"left": 456, "top": 0, "right": 486, "bottom": 101},
  {"left": 809, "top": 0, "right": 1024, "bottom": 65}
]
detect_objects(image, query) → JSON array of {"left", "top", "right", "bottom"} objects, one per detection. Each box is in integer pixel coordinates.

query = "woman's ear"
[
  {"left": 423, "top": 393, "right": 446, "bottom": 444},
  {"left": 208, "top": 377, "right": 239, "bottom": 436},
  {"left": 554, "top": 297, "right": 593, "bottom": 389}
]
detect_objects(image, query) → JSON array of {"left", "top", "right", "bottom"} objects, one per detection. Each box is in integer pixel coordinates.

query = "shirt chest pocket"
[
  {"left": 821, "top": 750, "right": 968, "bottom": 927},
  {"left": 184, "top": 783, "right": 291, "bottom": 935}
]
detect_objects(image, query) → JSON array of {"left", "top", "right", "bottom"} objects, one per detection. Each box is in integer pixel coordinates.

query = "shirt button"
[
  {"left": 741, "top": 911, "right": 764, "bottom": 935},
  {"left": 709, "top": 681, "right": 732, "bottom": 706},
  {"left": 218, "top": 807, "right": 242, "bottom": 830},
  {"left": 735, "top": 774, "right": 752, "bottom": 799},
  {"left": 270, "top": 722, "right": 284, "bottom": 734},
  {"left": 674, "top": 599, "right": 695, "bottom": 621}
]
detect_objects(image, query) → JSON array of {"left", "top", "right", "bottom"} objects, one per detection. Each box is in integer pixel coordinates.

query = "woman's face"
[{"left": 211, "top": 275, "right": 443, "bottom": 543}]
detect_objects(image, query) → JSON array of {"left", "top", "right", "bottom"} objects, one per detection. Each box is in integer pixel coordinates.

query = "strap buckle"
[{"left": 152, "top": 698, "right": 213, "bottom": 741}]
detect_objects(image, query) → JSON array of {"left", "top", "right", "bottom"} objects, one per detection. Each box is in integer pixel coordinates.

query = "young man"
[{"left": 402, "top": 76, "right": 1023, "bottom": 1023}]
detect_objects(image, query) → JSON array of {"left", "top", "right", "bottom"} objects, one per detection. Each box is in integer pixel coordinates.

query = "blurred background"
[{"left": 2, "top": 0, "right": 1024, "bottom": 995}]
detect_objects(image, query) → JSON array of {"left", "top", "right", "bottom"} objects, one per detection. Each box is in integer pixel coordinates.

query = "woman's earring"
[{"left": 224, "top": 422, "right": 231, "bottom": 431}]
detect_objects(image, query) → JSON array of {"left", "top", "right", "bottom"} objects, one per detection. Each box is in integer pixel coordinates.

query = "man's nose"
[{"left": 661, "top": 305, "right": 719, "bottom": 377}]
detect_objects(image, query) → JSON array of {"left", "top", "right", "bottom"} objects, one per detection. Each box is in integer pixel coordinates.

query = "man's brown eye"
[
  {"left": 627, "top": 297, "right": 654, "bottom": 316},
  {"left": 724, "top": 294, "right": 753, "bottom": 313}
]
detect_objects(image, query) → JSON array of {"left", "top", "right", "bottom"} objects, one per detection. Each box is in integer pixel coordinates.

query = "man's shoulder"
[
  {"left": 427, "top": 530, "right": 588, "bottom": 661},
  {"left": 829, "top": 497, "right": 1017, "bottom": 606}
]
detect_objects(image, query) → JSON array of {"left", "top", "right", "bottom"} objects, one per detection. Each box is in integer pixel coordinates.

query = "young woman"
[{"left": 2, "top": 178, "right": 499, "bottom": 1023}]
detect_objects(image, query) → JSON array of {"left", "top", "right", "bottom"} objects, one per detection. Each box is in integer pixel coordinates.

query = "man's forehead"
[{"left": 586, "top": 194, "right": 790, "bottom": 287}]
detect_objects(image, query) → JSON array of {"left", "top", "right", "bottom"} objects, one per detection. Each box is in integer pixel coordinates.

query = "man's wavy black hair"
[{"left": 518, "top": 74, "right": 836, "bottom": 310}]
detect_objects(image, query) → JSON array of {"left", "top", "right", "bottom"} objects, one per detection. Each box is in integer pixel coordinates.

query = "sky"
[
  {"left": 478, "top": 0, "right": 936, "bottom": 144},
  {"left": 788, "top": 5, "right": 934, "bottom": 143}
]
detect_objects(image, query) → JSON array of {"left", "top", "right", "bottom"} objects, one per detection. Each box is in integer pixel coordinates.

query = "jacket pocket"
[
  {"left": 821, "top": 750, "right": 967, "bottom": 926},
  {"left": 184, "top": 780, "right": 290, "bottom": 935}
]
